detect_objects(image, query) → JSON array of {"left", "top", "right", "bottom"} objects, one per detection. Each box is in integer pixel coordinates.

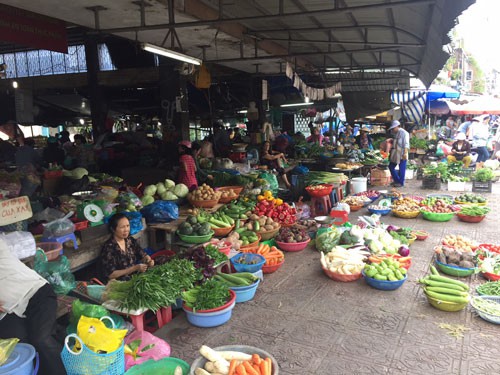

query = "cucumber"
[
  {"left": 216, "top": 273, "right": 250, "bottom": 286},
  {"left": 430, "top": 265, "right": 439, "bottom": 275},
  {"left": 254, "top": 221, "right": 260, "bottom": 231},
  {"left": 428, "top": 275, "right": 469, "bottom": 291},
  {"left": 418, "top": 279, "right": 467, "bottom": 291},
  {"left": 425, "top": 286, "right": 469, "bottom": 297},
  {"left": 224, "top": 215, "right": 235, "bottom": 225}
]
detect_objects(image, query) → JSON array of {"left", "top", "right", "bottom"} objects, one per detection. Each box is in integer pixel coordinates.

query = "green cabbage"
[
  {"left": 156, "top": 183, "right": 167, "bottom": 195},
  {"left": 161, "top": 191, "right": 178, "bottom": 200},
  {"left": 71, "top": 168, "right": 89, "bottom": 179},
  {"left": 315, "top": 227, "right": 341, "bottom": 253},
  {"left": 164, "top": 179, "right": 176, "bottom": 189},
  {"left": 141, "top": 195, "right": 155, "bottom": 206},
  {"left": 143, "top": 184, "right": 157, "bottom": 196},
  {"left": 173, "top": 183, "right": 189, "bottom": 198}
]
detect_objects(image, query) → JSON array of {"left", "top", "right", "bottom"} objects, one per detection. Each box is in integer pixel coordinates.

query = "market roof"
[{"left": 0, "top": 0, "right": 475, "bottom": 89}]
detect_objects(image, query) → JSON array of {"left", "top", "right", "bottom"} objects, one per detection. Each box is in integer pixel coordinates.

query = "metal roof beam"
[{"left": 99, "top": 0, "right": 435, "bottom": 33}]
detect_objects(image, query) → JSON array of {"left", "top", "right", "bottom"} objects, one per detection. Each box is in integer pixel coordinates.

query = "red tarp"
[{"left": 450, "top": 96, "right": 500, "bottom": 116}]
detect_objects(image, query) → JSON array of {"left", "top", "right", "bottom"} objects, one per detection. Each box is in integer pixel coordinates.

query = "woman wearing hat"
[
  {"left": 356, "top": 126, "right": 373, "bottom": 150},
  {"left": 177, "top": 140, "right": 198, "bottom": 190},
  {"left": 447, "top": 133, "right": 472, "bottom": 168},
  {"left": 388, "top": 120, "right": 410, "bottom": 187}
]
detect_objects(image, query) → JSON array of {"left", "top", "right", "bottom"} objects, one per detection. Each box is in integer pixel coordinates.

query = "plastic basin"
[
  {"left": 36, "top": 242, "right": 63, "bottom": 261},
  {"left": 183, "top": 290, "right": 236, "bottom": 313},
  {"left": 176, "top": 230, "right": 214, "bottom": 244},
  {"left": 421, "top": 210, "right": 454, "bottom": 222},
  {"left": 427, "top": 295, "right": 468, "bottom": 312},
  {"left": 231, "top": 253, "right": 266, "bottom": 273},
  {"left": 0, "top": 343, "right": 36, "bottom": 375},
  {"left": 87, "top": 285, "right": 105, "bottom": 301},
  {"left": 305, "top": 184, "right": 333, "bottom": 198},
  {"left": 367, "top": 207, "right": 391, "bottom": 216},
  {"left": 276, "top": 238, "right": 310, "bottom": 252},
  {"left": 212, "top": 225, "right": 234, "bottom": 237},
  {"left": 481, "top": 272, "right": 500, "bottom": 281},
  {"left": 183, "top": 299, "right": 236, "bottom": 328},
  {"left": 457, "top": 213, "right": 486, "bottom": 223},
  {"left": 471, "top": 296, "right": 500, "bottom": 324},
  {"left": 124, "top": 357, "right": 190, "bottom": 375},
  {"left": 230, "top": 279, "right": 260, "bottom": 303},
  {"left": 322, "top": 267, "right": 362, "bottom": 282},
  {"left": 190, "top": 345, "right": 279, "bottom": 375},
  {"left": 435, "top": 260, "right": 475, "bottom": 277},
  {"left": 362, "top": 270, "right": 407, "bottom": 290},
  {"left": 262, "top": 258, "right": 285, "bottom": 274},
  {"left": 188, "top": 198, "right": 220, "bottom": 208}
]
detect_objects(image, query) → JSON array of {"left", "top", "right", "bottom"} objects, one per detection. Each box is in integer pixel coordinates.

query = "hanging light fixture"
[{"left": 141, "top": 43, "right": 202, "bottom": 65}]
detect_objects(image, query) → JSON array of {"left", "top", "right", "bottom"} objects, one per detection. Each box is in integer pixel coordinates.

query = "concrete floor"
[{"left": 157, "top": 178, "right": 500, "bottom": 375}]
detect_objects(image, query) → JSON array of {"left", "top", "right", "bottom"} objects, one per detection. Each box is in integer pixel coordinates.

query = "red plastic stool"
[
  {"left": 127, "top": 306, "right": 172, "bottom": 333},
  {"left": 311, "top": 195, "right": 332, "bottom": 216},
  {"left": 329, "top": 210, "right": 349, "bottom": 226}
]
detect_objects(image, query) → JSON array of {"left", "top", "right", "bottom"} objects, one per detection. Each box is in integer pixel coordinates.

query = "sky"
[{"left": 455, "top": 0, "right": 500, "bottom": 72}]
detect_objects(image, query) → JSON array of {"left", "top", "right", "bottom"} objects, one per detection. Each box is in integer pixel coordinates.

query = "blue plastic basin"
[
  {"left": 230, "top": 279, "right": 260, "bottom": 303},
  {"left": 183, "top": 300, "right": 236, "bottom": 328},
  {"left": 367, "top": 207, "right": 392, "bottom": 216},
  {"left": 362, "top": 270, "right": 407, "bottom": 291},
  {"left": 230, "top": 253, "right": 266, "bottom": 273},
  {"left": 0, "top": 343, "right": 36, "bottom": 375}
]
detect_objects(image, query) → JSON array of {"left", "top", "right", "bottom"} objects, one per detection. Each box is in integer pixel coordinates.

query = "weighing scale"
[{"left": 76, "top": 200, "right": 106, "bottom": 227}]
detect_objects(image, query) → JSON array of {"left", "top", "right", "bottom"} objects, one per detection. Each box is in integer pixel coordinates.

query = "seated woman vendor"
[
  {"left": 100, "top": 213, "right": 154, "bottom": 282},
  {"left": 447, "top": 132, "right": 472, "bottom": 167},
  {"left": 261, "top": 141, "right": 291, "bottom": 188}
]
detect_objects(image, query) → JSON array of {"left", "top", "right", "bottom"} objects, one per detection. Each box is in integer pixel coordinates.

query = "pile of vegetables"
[
  {"left": 320, "top": 246, "right": 369, "bottom": 275},
  {"left": 304, "top": 171, "right": 348, "bottom": 186},
  {"left": 471, "top": 296, "right": 500, "bottom": 321},
  {"left": 362, "top": 227, "right": 405, "bottom": 255},
  {"left": 474, "top": 248, "right": 500, "bottom": 275},
  {"left": 256, "top": 190, "right": 283, "bottom": 206},
  {"left": 341, "top": 196, "right": 366, "bottom": 207},
  {"left": 193, "top": 345, "right": 275, "bottom": 375},
  {"left": 178, "top": 216, "right": 213, "bottom": 236},
  {"left": 435, "top": 246, "right": 476, "bottom": 269},
  {"left": 206, "top": 211, "right": 236, "bottom": 231},
  {"left": 473, "top": 168, "right": 494, "bottom": 182},
  {"left": 233, "top": 228, "right": 259, "bottom": 246},
  {"left": 477, "top": 281, "right": 500, "bottom": 296},
  {"left": 422, "top": 162, "right": 449, "bottom": 181},
  {"left": 253, "top": 199, "right": 297, "bottom": 226},
  {"left": 188, "top": 184, "right": 221, "bottom": 202},
  {"left": 275, "top": 226, "right": 309, "bottom": 243},
  {"left": 246, "top": 214, "right": 280, "bottom": 233},
  {"left": 364, "top": 258, "right": 407, "bottom": 281},
  {"left": 182, "top": 279, "right": 230, "bottom": 312},
  {"left": 142, "top": 179, "right": 189, "bottom": 206},
  {"left": 458, "top": 205, "right": 490, "bottom": 217},
  {"left": 214, "top": 272, "right": 259, "bottom": 287},
  {"left": 441, "top": 234, "right": 478, "bottom": 252},
  {"left": 367, "top": 254, "right": 411, "bottom": 270},
  {"left": 391, "top": 198, "right": 420, "bottom": 212},
  {"left": 338, "top": 226, "right": 364, "bottom": 246},
  {"left": 219, "top": 188, "right": 239, "bottom": 201},
  {"left": 218, "top": 200, "right": 255, "bottom": 221},
  {"left": 204, "top": 244, "right": 229, "bottom": 265},
  {"left": 354, "top": 190, "right": 380, "bottom": 199},
  {"left": 420, "top": 198, "right": 454, "bottom": 213},
  {"left": 478, "top": 243, "right": 500, "bottom": 254},
  {"left": 455, "top": 193, "right": 487, "bottom": 204},
  {"left": 419, "top": 266, "right": 471, "bottom": 304},
  {"left": 104, "top": 259, "right": 199, "bottom": 312}
]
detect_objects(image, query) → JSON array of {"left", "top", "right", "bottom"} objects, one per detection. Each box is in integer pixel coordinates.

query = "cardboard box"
[
  {"left": 371, "top": 169, "right": 391, "bottom": 178},
  {"left": 371, "top": 176, "right": 391, "bottom": 186}
]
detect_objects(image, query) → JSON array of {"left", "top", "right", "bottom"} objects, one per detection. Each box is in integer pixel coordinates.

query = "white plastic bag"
[
  {"left": 2, "top": 231, "right": 36, "bottom": 259},
  {"left": 43, "top": 212, "right": 75, "bottom": 238}
]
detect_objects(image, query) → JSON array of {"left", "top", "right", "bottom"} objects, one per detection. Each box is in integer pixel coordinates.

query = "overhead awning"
[{"left": 450, "top": 96, "right": 500, "bottom": 115}]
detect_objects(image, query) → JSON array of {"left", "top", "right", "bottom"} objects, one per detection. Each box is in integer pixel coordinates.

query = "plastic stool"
[
  {"left": 128, "top": 306, "right": 172, "bottom": 333},
  {"left": 42, "top": 232, "right": 78, "bottom": 249},
  {"left": 311, "top": 195, "right": 332, "bottom": 216},
  {"left": 329, "top": 210, "right": 349, "bottom": 226}
]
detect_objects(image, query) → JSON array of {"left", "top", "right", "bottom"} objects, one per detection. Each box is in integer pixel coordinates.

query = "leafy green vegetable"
[
  {"left": 204, "top": 244, "right": 228, "bottom": 265},
  {"left": 410, "top": 137, "right": 428, "bottom": 150},
  {"left": 182, "top": 279, "right": 230, "bottom": 312},
  {"left": 474, "top": 168, "right": 494, "bottom": 182},
  {"left": 315, "top": 227, "right": 342, "bottom": 252}
]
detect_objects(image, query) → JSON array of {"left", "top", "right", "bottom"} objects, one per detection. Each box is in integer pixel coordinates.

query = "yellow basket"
[
  {"left": 407, "top": 234, "right": 417, "bottom": 245},
  {"left": 392, "top": 209, "right": 420, "bottom": 219},
  {"left": 427, "top": 295, "right": 468, "bottom": 312}
]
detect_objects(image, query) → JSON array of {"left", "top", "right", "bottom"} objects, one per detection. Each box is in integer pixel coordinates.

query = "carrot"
[
  {"left": 259, "top": 361, "right": 267, "bottom": 375},
  {"left": 261, "top": 246, "right": 270, "bottom": 256},
  {"left": 229, "top": 359, "right": 238, "bottom": 375},
  {"left": 236, "top": 364, "right": 247, "bottom": 375},
  {"left": 252, "top": 364, "right": 261, "bottom": 374},
  {"left": 265, "top": 358, "right": 272, "bottom": 375},
  {"left": 243, "top": 361, "right": 259, "bottom": 375},
  {"left": 257, "top": 244, "right": 265, "bottom": 255},
  {"left": 252, "top": 354, "right": 262, "bottom": 365}
]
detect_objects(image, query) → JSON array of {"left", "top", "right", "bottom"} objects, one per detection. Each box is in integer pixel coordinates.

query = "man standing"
[
  {"left": 0, "top": 238, "right": 66, "bottom": 375},
  {"left": 388, "top": 120, "right": 410, "bottom": 187}
]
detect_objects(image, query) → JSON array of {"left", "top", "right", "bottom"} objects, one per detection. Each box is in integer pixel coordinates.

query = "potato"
[{"left": 264, "top": 224, "right": 274, "bottom": 231}]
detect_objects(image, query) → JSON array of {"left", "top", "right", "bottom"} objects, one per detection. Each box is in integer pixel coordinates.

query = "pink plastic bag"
[{"left": 124, "top": 330, "right": 171, "bottom": 370}]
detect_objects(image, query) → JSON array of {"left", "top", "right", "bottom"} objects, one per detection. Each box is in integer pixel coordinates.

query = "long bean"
[
  {"left": 472, "top": 296, "right": 500, "bottom": 316},
  {"left": 477, "top": 281, "right": 500, "bottom": 296}
]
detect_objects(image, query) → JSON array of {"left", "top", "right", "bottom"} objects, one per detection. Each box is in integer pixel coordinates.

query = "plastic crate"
[
  {"left": 422, "top": 177, "right": 441, "bottom": 190},
  {"left": 457, "top": 167, "right": 475, "bottom": 178},
  {"left": 472, "top": 180, "right": 492, "bottom": 193},
  {"left": 447, "top": 181, "right": 466, "bottom": 192}
]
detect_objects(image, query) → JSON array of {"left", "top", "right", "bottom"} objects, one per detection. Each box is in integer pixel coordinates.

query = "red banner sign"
[{"left": 0, "top": 4, "right": 67, "bottom": 53}]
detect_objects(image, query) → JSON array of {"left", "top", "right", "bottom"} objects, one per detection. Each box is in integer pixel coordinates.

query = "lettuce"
[{"left": 173, "top": 183, "right": 189, "bottom": 198}]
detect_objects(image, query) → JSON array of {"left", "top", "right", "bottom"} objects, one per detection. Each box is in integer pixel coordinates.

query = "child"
[{"left": 177, "top": 141, "right": 198, "bottom": 190}]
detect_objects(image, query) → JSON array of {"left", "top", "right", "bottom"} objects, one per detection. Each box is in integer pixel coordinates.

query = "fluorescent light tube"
[
  {"left": 141, "top": 43, "right": 202, "bottom": 65},
  {"left": 280, "top": 102, "right": 314, "bottom": 108}
]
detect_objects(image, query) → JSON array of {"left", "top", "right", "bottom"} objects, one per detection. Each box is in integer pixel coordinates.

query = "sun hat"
[
  {"left": 178, "top": 140, "right": 192, "bottom": 148},
  {"left": 455, "top": 133, "right": 466, "bottom": 141},
  {"left": 388, "top": 120, "right": 400, "bottom": 130},
  {"left": 361, "top": 125, "right": 371, "bottom": 132}
]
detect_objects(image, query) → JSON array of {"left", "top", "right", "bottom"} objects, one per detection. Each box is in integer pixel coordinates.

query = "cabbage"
[
  {"left": 173, "top": 183, "right": 189, "bottom": 198},
  {"left": 156, "top": 183, "right": 167, "bottom": 195},
  {"left": 71, "top": 167, "right": 89, "bottom": 179},
  {"left": 484, "top": 160, "right": 500, "bottom": 170},
  {"left": 141, "top": 195, "right": 155, "bottom": 206},
  {"left": 164, "top": 179, "right": 176, "bottom": 190},
  {"left": 144, "top": 184, "right": 157, "bottom": 196},
  {"left": 315, "top": 227, "right": 341, "bottom": 253},
  {"left": 161, "top": 191, "right": 178, "bottom": 200}
]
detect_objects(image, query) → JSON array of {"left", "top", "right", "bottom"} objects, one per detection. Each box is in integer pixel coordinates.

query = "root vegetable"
[
  {"left": 218, "top": 351, "right": 253, "bottom": 361},
  {"left": 199, "top": 345, "right": 230, "bottom": 367}
]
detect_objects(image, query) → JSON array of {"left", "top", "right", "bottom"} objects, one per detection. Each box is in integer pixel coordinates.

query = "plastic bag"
[
  {"left": 33, "top": 207, "right": 65, "bottom": 222},
  {"left": 1, "top": 231, "right": 36, "bottom": 260},
  {"left": 124, "top": 330, "right": 171, "bottom": 370},
  {"left": 117, "top": 191, "right": 143, "bottom": 211},
  {"left": 122, "top": 211, "right": 144, "bottom": 235},
  {"left": 0, "top": 338, "right": 19, "bottom": 366},
  {"left": 259, "top": 172, "right": 279, "bottom": 195},
  {"left": 77, "top": 316, "right": 127, "bottom": 354},
  {"left": 34, "top": 249, "right": 76, "bottom": 295},
  {"left": 43, "top": 212, "right": 75, "bottom": 238},
  {"left": 71, "top": 299, "right": 110, "bottom": 326},
  {"left": 140, "top": 201, "right": 179, "bottom": 224}
]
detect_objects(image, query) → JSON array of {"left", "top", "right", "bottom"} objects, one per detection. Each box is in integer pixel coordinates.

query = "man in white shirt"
[
  {"left": 388, "top": 120, "right": 410, "bottom": 187},
  {"left": 0, "top": 238, "right": 65, "bottom": 375}
]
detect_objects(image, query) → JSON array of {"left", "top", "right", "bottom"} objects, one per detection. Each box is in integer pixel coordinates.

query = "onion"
[
  {"left": 386, "top": 225, "right": 399, "bottom": 232},
  {"left": 398, "top": 246, "right": 410, "bottom": 257}
]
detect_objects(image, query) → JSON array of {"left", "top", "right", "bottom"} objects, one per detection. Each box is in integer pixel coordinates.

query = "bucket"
[
  {"left": 0, "top": 343, "right": 38, "bottom": 375},
  {"left": 350, "top": 177, "right": 367, "bottom": 195}
]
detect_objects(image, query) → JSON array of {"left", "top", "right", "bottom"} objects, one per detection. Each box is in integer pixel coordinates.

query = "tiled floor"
[{"left": 156, "top": 178, "right": 500, "bottom": 375}]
